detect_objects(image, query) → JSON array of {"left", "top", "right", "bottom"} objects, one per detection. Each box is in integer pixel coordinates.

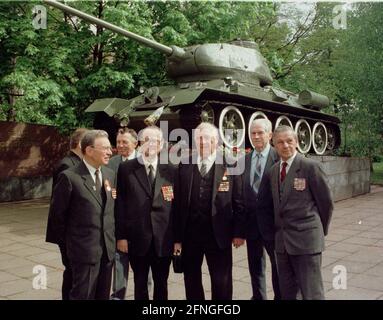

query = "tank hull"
[{"left": 89, "top": 85, "right": 341, "bottom": 154}]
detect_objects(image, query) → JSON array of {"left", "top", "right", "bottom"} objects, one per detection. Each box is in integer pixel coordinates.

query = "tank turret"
[{"left": 44, "top": 0, "right": 341, "bottom": 155}]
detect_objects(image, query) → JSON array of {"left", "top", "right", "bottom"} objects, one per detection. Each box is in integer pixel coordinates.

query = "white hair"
[
  {"left": 194, "top": 122, "right": 219, "bottom": 140},
  {"left": 250, "top": 118, "right": 272, "bottom": 133},
  {"left": 139, "top": 125, "right": 164, "bottom": 141}
]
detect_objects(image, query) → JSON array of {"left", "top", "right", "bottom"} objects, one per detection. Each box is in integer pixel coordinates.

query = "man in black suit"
[
  {"left": 107, "top": 128, "right": 138, "bottom": 300},
  {"left": 244, "top": 118, "right": 280, "bottom": 300},
  {"left": 46, "top": 127, "right": 88, "bottom": 300},
  {"left": 270, "top": 125, "right": 333, "bottom": 300},
  {"left": 115, "top": 126, "right": 176, "bottom": 300},
  {"left": 47, "top": 130, "right": 116, "bottom": 300},
  {"left": 174, "top": 122, "right": 246, "bottom": 300},
  {"left": 51, "top": 128, "right": 88, "bottom": 187}
]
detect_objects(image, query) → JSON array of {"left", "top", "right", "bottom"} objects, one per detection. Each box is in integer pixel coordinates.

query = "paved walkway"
[{"left": 0, "top": 186, "right": 383, "bottom": 300}]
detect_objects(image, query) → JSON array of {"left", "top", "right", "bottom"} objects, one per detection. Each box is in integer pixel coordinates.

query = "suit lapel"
[
  {"left": 101, "top": 167, "right": 112, "bottom": 205},
  {"left": 270, "top": 162, "right": 279, "bottom": 214},
  {"left": 245, "top": 152, "right": 252, "bottom": 192},
  {"left": 185, "top": 163, "right": 195, "bottom": 206},
  {"left": 212, "top": 162, "right": 225, "bottom": 216},
  {"left": 133, "top": 160, "right": 152, "bottom": 198},
  {"left": 280, "top": 154, "right": 301, "bottom": 208},
  {"left": 258, "top": 149, "right": 273, "bottom": 194},
  {"left": 80, "top": 162, "right": 103, "bottom": 207},
  {"left": 153, "top": 164, "right": 166, "bottom": 201}
]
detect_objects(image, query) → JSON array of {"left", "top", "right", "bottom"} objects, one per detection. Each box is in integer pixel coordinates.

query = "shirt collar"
[
  {"left": 252, "top": 143, "right": 270, "bottom": 160},
  {"left": 122, "top": 150, "right": 136, "bottom": 162},
  {"left": 83, "top": 159, "right": 99, "bottom": 177},
  {"left": 281, "top": 150, "right": 298, "bottom": 168},
  {"left": 143, "top": 155, "right": 158, "bottom": 169},
  {"left": 197, "top": 151, "right": 216, "bottom": 166}
]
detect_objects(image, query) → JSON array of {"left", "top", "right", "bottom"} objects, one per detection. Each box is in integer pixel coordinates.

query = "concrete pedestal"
[{"left": 308, "top": 155, "right": 371, "bottom": 202}]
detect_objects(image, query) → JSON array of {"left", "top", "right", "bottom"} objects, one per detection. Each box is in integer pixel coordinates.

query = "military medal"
[
  {"left": 161, "top": 185, "right": 174, "bottom": 201},
  {"left": 293, "top": 178, "right": 306, "bottom": 191},
  {"left": 218, "top": 181, "right": 230, "bottom": 192}
]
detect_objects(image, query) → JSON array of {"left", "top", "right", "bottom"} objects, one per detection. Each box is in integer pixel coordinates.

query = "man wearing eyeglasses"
[
  {"left": 115, "top": 125, "right": 177, "bottom": 300},
  {"left": 47, "top": 130, "right": 116, "bottom": 299}
]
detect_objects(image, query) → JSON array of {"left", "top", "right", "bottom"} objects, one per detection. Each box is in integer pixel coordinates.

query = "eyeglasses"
[{"left": 90, "top": 145, "right": 112, "bottom": 152}]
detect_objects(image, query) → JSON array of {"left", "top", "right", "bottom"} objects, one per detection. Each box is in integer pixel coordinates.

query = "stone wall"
[
  {"left": 308, "top": 155, "right": 371, "bottom": 202},
  {"left": 0, "top": 121, "right": 68, "bottom": 202}
]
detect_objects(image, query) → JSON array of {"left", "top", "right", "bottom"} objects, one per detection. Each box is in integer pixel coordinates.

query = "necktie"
[
  {"left": 280, "top": 162, "right": 288, "bottom": 183},
  {"left": 200, "top": 161, "right": 207, "bottom": 177},
  {"left": 95, "top": 169, "right": 102, "bottom": 192},
  {"left": 148, "top": 164, "right": 155, "bottom": 190},
  {"left": 252, "top": 153, "right": 262, "bottom": 193}
]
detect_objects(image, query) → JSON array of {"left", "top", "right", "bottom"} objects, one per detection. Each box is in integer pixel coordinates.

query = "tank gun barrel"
[{"left": 44, "top": 0, "right": 185, "bottom": 59}]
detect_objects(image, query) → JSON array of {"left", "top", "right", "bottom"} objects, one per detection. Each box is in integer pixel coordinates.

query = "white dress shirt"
[
  {"left": 83, "top": 159, "right": 102, "bottom": 184},
  {"left": 250, "top": 143, "right": 271, "bottom": 186},
  {"left": 197, "top": 152, "right": 216, "bottom": 175},
  {"left": 143, "top": 156, "right": 158, "bottom": 177},
  {"left": 279, "top": 151, "right": 298, "bottom": 175}
]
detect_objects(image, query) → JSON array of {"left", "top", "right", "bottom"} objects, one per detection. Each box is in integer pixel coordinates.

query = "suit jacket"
[
  {"left": 47, "top": 162, "right": 116, "bottom": 264},
  {"left": 46, "top": 151, "right": 82, "bottom": 244},
  {"left": 52, "top": 151, "right": 82, "bottom": 187},
  {"left": 107, "top": 150, "right": 137, "bottom": 173},
  {"left": 270, "top": 153, "right": 333, "bottom": 255},
  {"left": 244, "top": 146, "right": 279, "bottom": 241},
  {"left": 175, "top": 156, "right": 246, "bottom": 249},
  {"left": 115, "top": 157, "right": 177, "bottom": 257}
]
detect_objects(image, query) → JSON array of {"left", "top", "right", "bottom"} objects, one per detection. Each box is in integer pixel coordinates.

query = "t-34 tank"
[{"left": 45, "top": 0, "right": 341, "bottom": 155}]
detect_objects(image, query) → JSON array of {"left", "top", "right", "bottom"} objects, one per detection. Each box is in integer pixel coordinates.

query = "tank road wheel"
[
  {"left": 248, "top": 111, "right": 268, "bottom": 148},
  {"left": 312, "top": 122, "right": 328, "bottom": 155},
  {"left": 218, "top": 106, "right": 246, "bottom": 148},
  {"left": 326, "top": 125, "right": 336, "bottom": 151},
  {"left": 275, "top": 116, "right": 293, "bottom": 129},
  {"left": 294, "top": 119, "right": 312, "bottom": 154},
  {"left": 200, "top": 103, "right": 214, "bottom": 123}
]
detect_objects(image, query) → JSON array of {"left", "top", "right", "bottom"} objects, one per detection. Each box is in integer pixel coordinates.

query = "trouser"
[
  {"left": 111, "top": 250, "right": 129, "bottom": 300},
  {"left": 246, "top": 239, "right": 281, "bottom": 300},
  {"left": 69, "top": 250, "right": 113, "bottom": 300},
  {"left": 58, "top": 244, "right": 72, "bottom": 300},
  {"left": 129, "top": 242, "right": 171, "bottom": 300},
  {"left": 183, "top": 236, "right": 233, "bottom": 300},
  {"left": 276, "top": 251, "right": 324, "bottom": 300}
]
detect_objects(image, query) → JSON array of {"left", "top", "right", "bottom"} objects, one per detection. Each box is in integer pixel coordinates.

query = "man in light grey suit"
[{"left": 270, "top": 125, "right": 333, "bottom": 300}]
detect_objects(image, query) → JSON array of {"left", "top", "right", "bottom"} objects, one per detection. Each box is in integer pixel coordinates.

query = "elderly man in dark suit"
[
  {"left": 244, "top": 118, "right": 280, "bottom": 300},
  {"left": 47, "top": 130, "right": 116, "bottom": 300},
  {"left": 107, "top": 127, "right": 138, "bottom": 300},
  {"left": 174, "top": 122, "right": 246, "bottom": 300},
  {"left": 270, "top": 125, "right": 333, "bottom": 300},
  {"left": 46, "top": 127, "right": 88, "bottom": 300},
  {"left": 115, "top": 125, "right": 177, "bottom": 300}
]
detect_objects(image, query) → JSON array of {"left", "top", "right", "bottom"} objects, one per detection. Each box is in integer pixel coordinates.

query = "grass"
[{"left": 371, "top": 162, "right": 383, "bottom": 185}]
